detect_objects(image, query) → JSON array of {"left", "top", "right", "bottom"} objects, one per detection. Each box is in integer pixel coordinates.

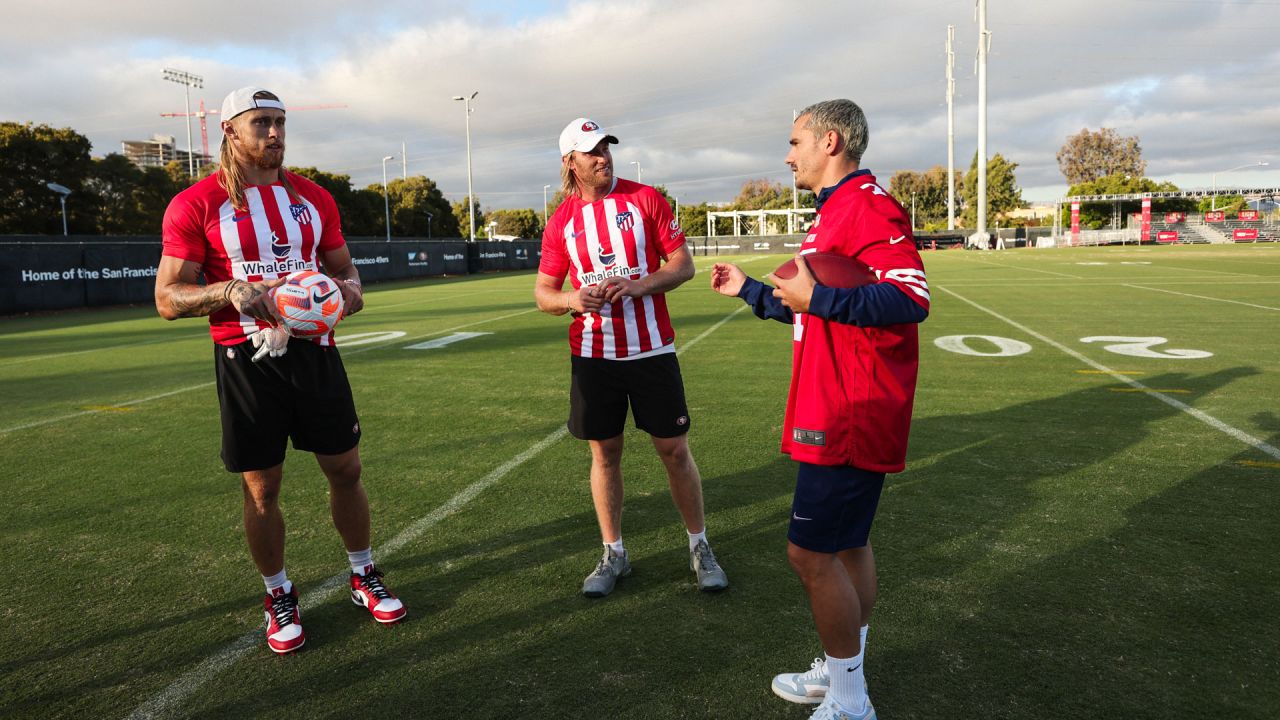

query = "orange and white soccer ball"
[{"left": 272, "top": 270, "right": 345, "bottom": 337}]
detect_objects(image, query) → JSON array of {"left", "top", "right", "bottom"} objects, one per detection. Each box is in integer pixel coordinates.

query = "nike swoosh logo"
[
  {"left": 889, "top": 235, "right": 906, "bottom": 244},
  {"left": 312, "top": 289, "right": 338, "bottom": 304},
  {"left": 792, "top": 513, "right": 812, "bottom": 521},
  {"left": 232, "top": 215, "right": 251, "bottom": 223}
]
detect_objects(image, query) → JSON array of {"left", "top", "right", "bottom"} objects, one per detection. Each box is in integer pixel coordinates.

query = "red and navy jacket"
[{"left": 737, "top": 169, "right": 929, "bottom": 472}]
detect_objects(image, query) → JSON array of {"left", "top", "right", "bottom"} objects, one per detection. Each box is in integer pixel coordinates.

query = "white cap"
[
  {"left": 559, "top": 118, "right": 618, "bottom": 156},
  {"left": 220, "top": 86, "right": 286, "bottom": 121}
]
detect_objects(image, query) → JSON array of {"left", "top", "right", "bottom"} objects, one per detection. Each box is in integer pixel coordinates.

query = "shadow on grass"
[{"left": 869, "top": 368, "right": 1275, "bottom": 719}]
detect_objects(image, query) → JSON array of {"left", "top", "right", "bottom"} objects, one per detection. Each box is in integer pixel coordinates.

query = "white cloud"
[{"left": 3, "top": 0, "right": 1278, "bottom": 210}]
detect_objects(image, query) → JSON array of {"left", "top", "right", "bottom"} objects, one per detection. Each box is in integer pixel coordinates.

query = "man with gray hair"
[{"left": 711, "top": 99, "right": 930, "bottom": 720}]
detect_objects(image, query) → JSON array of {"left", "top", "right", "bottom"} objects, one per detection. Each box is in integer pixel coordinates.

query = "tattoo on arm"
[
  {"left": 228, "top": 281, "right": 265, "bottom": 310},
  {"left": 168, "top": 283, "right": 231, "bottom": 317}
]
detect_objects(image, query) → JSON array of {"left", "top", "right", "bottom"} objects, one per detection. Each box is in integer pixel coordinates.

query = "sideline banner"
[{"left": 1141, "top": 198, "right": 1152, "bottom": 243}]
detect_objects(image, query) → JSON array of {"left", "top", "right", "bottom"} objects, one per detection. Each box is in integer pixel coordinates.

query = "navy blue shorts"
[{"left": 787, "top": 463, "right": 885, "bottom": 553}]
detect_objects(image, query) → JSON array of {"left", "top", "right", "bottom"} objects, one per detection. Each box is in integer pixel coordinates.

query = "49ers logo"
[{"left": 581, "top": 121, "right": 599, "bottom": 131}]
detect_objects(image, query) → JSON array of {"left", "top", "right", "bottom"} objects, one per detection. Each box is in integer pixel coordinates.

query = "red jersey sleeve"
[
  {"left": 855, "top": 197, "right": 930, "bottom": 312},
  {"left": 539, "top": 207, "right": 570, "bottom": 280},
  {"left": 313, "top": 186, "right": 346, "bottom": 252},
  {"left": 640, "top": 188, "right": 685, "bottom": 257},
  {"left": 161, "top": 193, "right": 208, "bottom": 265}
]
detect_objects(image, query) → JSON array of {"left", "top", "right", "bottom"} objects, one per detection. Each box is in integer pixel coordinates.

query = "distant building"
[{"left": 120, "top": 134, "right": 212, "bottom": 171}]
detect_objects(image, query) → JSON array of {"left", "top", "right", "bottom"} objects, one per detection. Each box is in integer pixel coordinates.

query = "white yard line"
[
  {"left": 0, "top": 334, "right": 203, "bottom": 368},
  {"left": 959, "top": 256, "right": 1085, "bottom": 279},
  {"left": 936, "top": 285, "right": 1280, "bottom": 462},
  {"left": 1122, "top": 284, "right": 1280, "bottom": 312},
  {"left": 127, "top": 302, "right": 747, "bottom": 719}
]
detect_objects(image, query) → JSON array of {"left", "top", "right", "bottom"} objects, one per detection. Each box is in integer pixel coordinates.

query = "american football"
[
  {"left": 272, "top": 270, "right": 345, "bottom": 337},
  {"left": 772, "top": 252, "right": 877, "bottom": 288}
]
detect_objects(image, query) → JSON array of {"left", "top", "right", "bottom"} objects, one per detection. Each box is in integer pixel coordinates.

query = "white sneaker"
[
  {"left": 771, "top": 657, "right": 829, "bottom": 704},
  {"left": 809, "top": 694, "right": 876, "bottom": 720}
]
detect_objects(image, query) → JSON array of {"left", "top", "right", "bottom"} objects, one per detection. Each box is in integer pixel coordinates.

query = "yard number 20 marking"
[{"left": 933, "top": 335, "right": 1212, "bottom": 359}]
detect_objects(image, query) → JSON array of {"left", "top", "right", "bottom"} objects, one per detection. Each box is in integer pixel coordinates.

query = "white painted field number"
[
  {"left": 1079, "top": 336, "right": 1213, "bottom": 359},
  {"left": 336, "top": 331, "right": 407, "bottom": 347},
  {"left": 933, "top": 334, "right": 1212, "bottom": 359},
  {"left": 933, "top": 334, "right": 1032, "bottom": 357}
]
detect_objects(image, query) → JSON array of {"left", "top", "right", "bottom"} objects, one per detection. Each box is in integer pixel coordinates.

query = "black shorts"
[
  {"left": 214, "top": 338, "right": 361, "bottom": 473},
  {"left": 787, "top": 463, "right": 885, "bottom": 553},
  {"left": 568, "top": 352, "right": 691, "bottom": 440}
]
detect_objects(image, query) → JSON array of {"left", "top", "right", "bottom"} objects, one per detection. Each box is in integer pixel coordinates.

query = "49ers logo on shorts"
[{"left": 614, "top": 211, "right": 634, "bottom": 232}]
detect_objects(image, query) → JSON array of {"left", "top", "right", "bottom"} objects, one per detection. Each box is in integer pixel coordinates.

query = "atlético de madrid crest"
[
  {"left": 289, "top": 203, "right": 312, "bottom": 225},
  {"left": 614, "top": 211, "right": 634, "bottom": 232}
]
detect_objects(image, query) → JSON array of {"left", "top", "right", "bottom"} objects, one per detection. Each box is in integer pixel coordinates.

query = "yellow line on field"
[{"left": 1238, "top": 460, "right": 1280, "bottom": 469}]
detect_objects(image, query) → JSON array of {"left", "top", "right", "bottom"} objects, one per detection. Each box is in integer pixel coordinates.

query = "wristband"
[{"left": 343, "top": 278, "right": 363, "bottom": 292}]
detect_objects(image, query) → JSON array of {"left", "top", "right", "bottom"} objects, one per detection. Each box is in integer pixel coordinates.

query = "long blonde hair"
[
  {"left": 217, "top": 118, "right": 300, "bottom": 212},
  {"left": 560, "top": 154, "right": 578, "bottom": 198}
]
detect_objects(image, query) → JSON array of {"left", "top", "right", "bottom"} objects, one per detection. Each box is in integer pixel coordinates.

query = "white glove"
[{"left": 249, "top": 326, "right": 291, "bottom": 362}]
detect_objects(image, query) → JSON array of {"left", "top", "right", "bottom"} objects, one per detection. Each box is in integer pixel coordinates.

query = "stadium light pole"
[
  {"left": 543, "top": 184, "right": 551, "bottom": 226},
  {"left": 162, "top": 68, "right": 203, "bottom": 178},
  {"left": 674, "top": 196, "right": 680, "bottom": 222},
  {"left": 425, "top": 211, "right": 433, "bottom": 239},
  {"left": 911, "top": 192, "right": 917, "bottom": 232},
  {"left": 1211, "top": 161, "right": 1268, "bottom": 211},
  {"left": 381, "top": 155, "right": 394, "bottom": 242},
  {"left": 631, "top": 161, "right": 642, "bottom": 183},
  {"left": 47, "top": 182, "right": 71, "bottom": 236},
  {"left": 452, "top": 91, "right": 478, "bottom": 242}
]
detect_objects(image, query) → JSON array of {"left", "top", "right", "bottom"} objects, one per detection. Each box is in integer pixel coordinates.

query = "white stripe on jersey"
[
  {"left": 216, "top": 197, "right": 260, "bottom": 338},
  {"left": 885, "top": 267, "right": 930, "bottom": 301},
  {"left": 627, "top": 201, "right": 663, "bottom": 352},
  {"left": 575, "top": 211, "right": 597, "bottom": 353}
]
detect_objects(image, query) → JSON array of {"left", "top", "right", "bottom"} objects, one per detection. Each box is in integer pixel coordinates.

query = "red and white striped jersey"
[
  {"left": 540, "top": 179, "right": 687, "bottom": 359},
  {"left": 161, "top": 170, "right": 346, "bottom": 346}
]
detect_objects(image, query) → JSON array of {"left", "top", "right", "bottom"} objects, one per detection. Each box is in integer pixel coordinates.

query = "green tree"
[
  {"left": 889, "top": 165, "right": 962, "bottom": 230},
  {"left": 488, "top": 208, "right": 542, "bottom": 238},
  {"left": 0, "top": 122, "right": 95, "bottom": 234},
  {"left": 292, "top": 166, "right": 377, "bottom": 236},
  {"left": 452, "top": 196, "right": 485, "bottom": 239},
  {"left": 387, "top": 176, "right": 458, "bottom": 238},
  {"left": 961, "top": 152, "right": 1024, "bottom": 227},
  {"left": 677, "top": 202, "right": 712, "bottom": 237},
  {"left": 83, "top": 153, "right": 182, "bottom": 234},
  {"left": 730, "top": 179, "right": 811, "bottom": 210},
  {"left": 1056, "top": 127, "right": 1146, "bottom": 186}
]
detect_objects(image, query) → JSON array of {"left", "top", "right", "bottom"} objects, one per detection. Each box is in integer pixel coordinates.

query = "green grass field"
[{"left": 2, "top": 243, "right": 1278, "bottom": 719}]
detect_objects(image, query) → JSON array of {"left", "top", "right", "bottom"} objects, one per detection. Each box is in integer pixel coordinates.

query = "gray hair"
[{"left": 799, "top": 99, "right": 868, "bottom": 164}]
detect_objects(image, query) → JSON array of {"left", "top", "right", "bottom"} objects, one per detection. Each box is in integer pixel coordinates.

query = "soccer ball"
[{"left": 272, "top": 270, "right": 345, "bottom": 337}]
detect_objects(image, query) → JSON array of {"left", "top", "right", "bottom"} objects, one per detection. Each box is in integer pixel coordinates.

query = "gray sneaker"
[
  {"left": 582, "top": 546, "right": 631, "bottom": 597},
  {"left": 689, "top": 539, "right": 729, "bottom": 591}
]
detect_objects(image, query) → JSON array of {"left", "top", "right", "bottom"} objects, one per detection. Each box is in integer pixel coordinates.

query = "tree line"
[{"left": 4, "top": 119, "right": 1222, "bottom": 238}]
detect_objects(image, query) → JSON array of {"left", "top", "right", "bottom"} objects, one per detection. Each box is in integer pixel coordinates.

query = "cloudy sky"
[{"left": 3, "top": 0, "right": 1277, "bottom": 210}]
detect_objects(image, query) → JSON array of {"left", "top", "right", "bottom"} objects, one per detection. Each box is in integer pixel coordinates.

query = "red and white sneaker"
[
  {"left": 263, "top": 585, "right": 305, "bottom": 654},
  {"left": 350, "top": 566, "right": 406, "bottom": 623}
]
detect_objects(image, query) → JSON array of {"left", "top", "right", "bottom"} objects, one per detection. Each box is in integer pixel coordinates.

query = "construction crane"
[{"left": 160, "top": 102, "right": 347, "bottom": 161}]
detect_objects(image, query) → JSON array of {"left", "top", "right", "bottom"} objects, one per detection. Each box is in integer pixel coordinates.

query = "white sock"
[
  {"left": 348, "top": 547, "right": 374, "bottom": 575},
  {"left": 263, "top": 569, "right": 290, "bottom": 595},
  {"left": 606, "top": 538, "right": 625, "bottom": 555},
  {"left": 687, "top": 529, "right": 707, "bottom": 552},
  {"left": 826, "top": 650, "right": 868, "bottom": 714}
]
